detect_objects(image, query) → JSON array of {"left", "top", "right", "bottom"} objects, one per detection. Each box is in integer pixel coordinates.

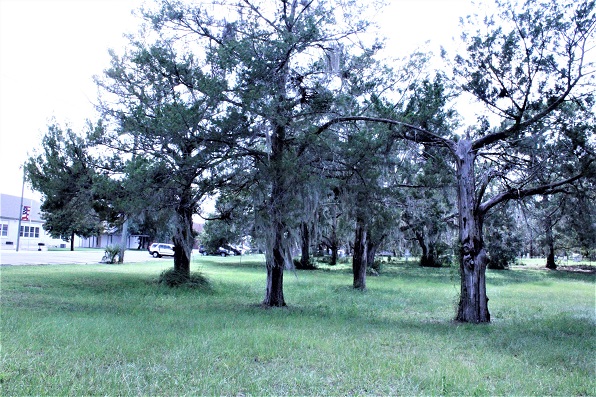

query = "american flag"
[{"left": 21, "top": 205, "right": 31, "bottom": 221}]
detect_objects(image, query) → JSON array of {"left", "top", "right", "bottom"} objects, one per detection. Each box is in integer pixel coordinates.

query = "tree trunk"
[
  {"left": 415, "top": 231, "right": 429, "bottom": 265},
  {"left": 172, "top": 190, "right": 195, "bottom": 279},
  {"left": 263, "top": 118, "right": 287, "bottom": 306},
  {"left": 118, "top": 218, "right": 128, "bottom": 264},
  {"left": 417, "top": 232, "right": 440, "bottom": 267},
  {"left": 330, "top": 240, "right": 338, "bottom": 266},
  {"left": 546, "top": 247, "right": 556, "bottom": 269},
  {"left": 329, "top": 205, "right": 339, "bottom": 266},
  {"left": 172, "top": 244, "right": 191, "bottom": 277},
  {"left": 352, "top": 217, "right": 367, "bottom": 290},
  {"left": 70, "top": 231, "right": 75, "bottom": 251},
  {"left": 263, "top": 189, "right": 286, "bottom": 306},
  {"left": 264, "top": 265, "right": 285, "bottom": 306},
  {"left": 300, "top": 222, "right": 311, "bottom": 268},
  {"left": 366, "top": 237, "right": 377, "bottom": 269},
  {"left": 263, "top": 230, "right": 286, "bottom": 306},
  {"left": 454, "top": 140, "right": 490, "bottom": 323},
  {"left": 545, "top": 215, "right": 557, "bottom": 269}
]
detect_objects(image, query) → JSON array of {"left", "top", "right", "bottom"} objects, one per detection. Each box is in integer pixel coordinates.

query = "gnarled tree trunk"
[{"left": 455, "top": 140, "right": 490, "bottom": 323}]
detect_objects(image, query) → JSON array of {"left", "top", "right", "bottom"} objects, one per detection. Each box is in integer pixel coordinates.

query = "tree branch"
[
  {"left": 312, "top": 116, "right": 454, "bottom": 148},
  {"left": 478, "top": 171, "right": 587, "bottom": 215}
]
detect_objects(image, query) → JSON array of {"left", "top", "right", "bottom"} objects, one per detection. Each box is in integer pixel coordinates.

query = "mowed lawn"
[{"left": 2, "top": 255, "right": 594, "bottom": 396}]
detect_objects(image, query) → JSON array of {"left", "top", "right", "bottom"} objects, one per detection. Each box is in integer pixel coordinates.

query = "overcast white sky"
[{"left": 0, "top": 0, "right": 476, "bottom": 200}]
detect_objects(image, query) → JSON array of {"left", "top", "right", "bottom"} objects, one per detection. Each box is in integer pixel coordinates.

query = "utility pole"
[{"left": 16, "top": 166, "right": 25, "bottom": 252}]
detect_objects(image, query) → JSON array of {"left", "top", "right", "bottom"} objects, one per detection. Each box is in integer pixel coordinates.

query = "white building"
[
  {"left": 78, "top": 229, "right": 147, "bottom": 250},
  {"left": 0, "top": 194, "right": 67, "bottom": 250},
  {"left": 1, "top": 194, "right": 146, "bottom": 250},
  {"left": 1, "top": 193, "right": 186, "bottom": 251}
]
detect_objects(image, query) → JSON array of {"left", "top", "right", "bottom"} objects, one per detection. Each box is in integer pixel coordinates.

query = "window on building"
[
  {"left": 1, "top": 223, "right": 7, "bottom": 237},
  {"left": 20, "top": 226, "right": 40, "bottom": 238}
]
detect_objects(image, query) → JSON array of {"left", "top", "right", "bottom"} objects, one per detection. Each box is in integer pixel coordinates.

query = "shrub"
[
  {"left": 485, "top": 204, "right": 523, "bottom": 270},
  {"left": 312, "top": 256, "right": 330, "bottom": 265},
  {"left": 157, "top": 268, "right": 210, "bottom": 289},
  {"left": 101, "top": 245, "right": 121, "bottom": 264},
  {"left": 293, "top": 258, "right": 317, "bottom": 270},
  {"left": 367, "top": 260, "right": 382, "bottom": 276}
]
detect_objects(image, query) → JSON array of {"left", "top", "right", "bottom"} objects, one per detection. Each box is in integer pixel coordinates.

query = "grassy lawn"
[{"left": 2, "top": 256, "right": 594, "bottom": 396}]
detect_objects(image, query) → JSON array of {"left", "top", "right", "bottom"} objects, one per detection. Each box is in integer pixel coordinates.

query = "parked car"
[
  {"left": 216, "top": 247, "right": 232, "bottom": 256},
  {"left": 149, "top": 243, "right": 175, "bottom": 258}
]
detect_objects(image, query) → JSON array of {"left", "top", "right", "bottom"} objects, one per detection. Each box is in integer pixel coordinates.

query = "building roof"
[{"left": 0, "top": 194, "right": 43, "bottom": 222}]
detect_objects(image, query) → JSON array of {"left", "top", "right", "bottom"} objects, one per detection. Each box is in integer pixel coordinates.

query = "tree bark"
[
  {"left": 366, "top": 237, "right": 377, "bottom": 270},
  {"left": 454, "top": 140, "right": 490, "bottom": 323},
  {"left": 416, "top": 231, "right": 428, "bottom": 264},
  {"left": 263, "top": 233, "right": 286, "bottom": 306},
  {"left": 264, "top": 266, "right": 285, "bottom": 306},
  {"left": 118, "top": 218, "right": 128, "bottom": 264},
  {"left": 300, "top": 221, "right": 311, "bottom": 268},
  {"left": 415, "top": 230, "right": 441, "bottom": 267},
  {"left": 329, "top": 205, "right": 339, "bottom": 266},
  {"left": 352, "top": 217, "right": 367, "bottom": 290},
  {"left": 330, "top": 240, "right": 338, "bottom": 266},
  {"left": 263, "top": 118, "right": 288, "bottom": 306},
  {"left": 545, "top": 215, "right": 557, "bottom": 269},
  {"left": 172, "top": 189, "right": 195, "bottom": 279},
  {"left": 70, "top": 231, "right": 75, "bottom": 251},
  {"left": 415, "top": 231, "right": 433, "bottom": 267},
  {"left": 546, "top": 247, "right": 556, "bottom": 269}
]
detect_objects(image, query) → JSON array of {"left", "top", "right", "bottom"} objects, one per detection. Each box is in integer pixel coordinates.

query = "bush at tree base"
[{"left": 157, "top": 268, "right": 210, "bottom": 289}]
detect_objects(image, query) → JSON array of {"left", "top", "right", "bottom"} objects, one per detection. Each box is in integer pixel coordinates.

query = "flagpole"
[{"left": 16, "top": 166, "right": 25, "bottom": 252}]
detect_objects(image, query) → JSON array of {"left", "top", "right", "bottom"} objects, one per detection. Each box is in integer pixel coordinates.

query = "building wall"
[
  {"left": 0, "top": 194, "right": 72, "bottom": 250},
  {"left": 78, "top": 234, "right": 143, "bottom": 249}
]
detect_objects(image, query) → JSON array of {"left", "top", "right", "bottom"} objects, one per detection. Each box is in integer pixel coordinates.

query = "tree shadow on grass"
[
  {"left": 487, "top": 266, "right": 595, "bottom": 285},
  {"left": 379, "top": 259, "right": 595, "bottom": 285},
  {"left": 485, "top": 314, "right": 596, "bottom": 375},
  {"left": 195, "top": 255, "right": 266, "bottom": 270},
  {"left": 3, "top": 269, "right": 218, "bottom": 316}
]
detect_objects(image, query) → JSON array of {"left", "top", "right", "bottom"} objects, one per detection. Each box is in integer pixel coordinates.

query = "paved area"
[{"left": 0, "top": 249, "right": 168, "bottom": 266}]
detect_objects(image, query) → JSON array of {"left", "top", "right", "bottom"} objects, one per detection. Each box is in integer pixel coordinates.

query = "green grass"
[{"left": 2, "top": 256, "right": 595, "bottom": 396}]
